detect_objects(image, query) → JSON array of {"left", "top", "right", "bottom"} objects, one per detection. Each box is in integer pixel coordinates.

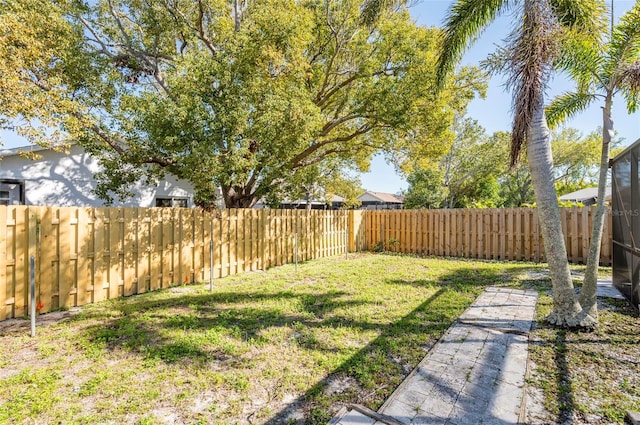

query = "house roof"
[
  {"left": 0, "top": 143, "right": 71, "bottom": 158},
  {"left": 610, "top": 137, "right": 640, "bottom": 164},
  {"left": 558, "top": 187, "right": 611, "bottom": 202},
  {"left": 358, "top": 191, "right": 404, "bottom": 203},
  {"left": 281, "top": 194, "right": 346, "bottom": 205}
]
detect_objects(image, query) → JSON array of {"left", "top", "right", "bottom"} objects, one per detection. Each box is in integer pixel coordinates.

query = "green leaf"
[{"left": 545, "top": 91, "right": 599, "bottom": 128}]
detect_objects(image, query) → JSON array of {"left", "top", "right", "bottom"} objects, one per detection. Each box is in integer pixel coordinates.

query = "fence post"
[
  {"left": 0, "top": 207, "right": 6, "bottom": 320},
  {"left": 28, "top": 207, "right": 39, "bottom": 321},
  {"left": 294, "top": 210, "right": 299, "bottom": 271},
  {"left": 348, "top": 210, "right": 356, "bottom": 253},
  {"left": 344, "top": 211, "right": 348, "bottom": 259}
]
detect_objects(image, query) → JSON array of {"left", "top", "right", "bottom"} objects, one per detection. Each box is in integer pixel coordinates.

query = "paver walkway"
[{"left": 329, "top": 286, "right": 539, "bottom": 425}]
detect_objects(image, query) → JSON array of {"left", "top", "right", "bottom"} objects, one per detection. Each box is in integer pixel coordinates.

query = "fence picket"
[
  {"left": 149, "top": 209, "right": 162, "bottom": 290},
  {"left": 192, "top": 210, "right": 201, "bottom": 281},
  {"left": 76, "top": 207, "right": 92, "bottom": 304},
  {"left": 123, "top": 208, "right": 136, "bottom": 296},
  {"left": 13, "top": 207, "right": 28, "bottom": 317},
  {"left": 581, "top": 208, "right": 589, "bottom": 264}
]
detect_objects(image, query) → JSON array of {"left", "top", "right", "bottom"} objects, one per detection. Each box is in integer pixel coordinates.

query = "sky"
[{"left": 360, "top": 0, "right": 640, "bottom": 194}]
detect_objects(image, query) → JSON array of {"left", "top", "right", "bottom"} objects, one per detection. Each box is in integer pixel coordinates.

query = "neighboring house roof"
[
  {"left": 0, "top": 144, "right": 53, "bottom": 158},
  {"left": 253, "top": 195, "right": 346, "bottom": 209},
  {"left": 559, "top": 187, "right": 611, "bottom": 203},
  {"left": 281, "top": 195, "right": 346, "bottom": 205},
  {"left": 358, "top": 191, "right": 404, "bottom": 203}
]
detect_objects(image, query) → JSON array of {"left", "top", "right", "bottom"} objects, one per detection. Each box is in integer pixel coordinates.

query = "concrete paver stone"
[{"left": 333, "top": 410, "right": 378, "bottom": 425}]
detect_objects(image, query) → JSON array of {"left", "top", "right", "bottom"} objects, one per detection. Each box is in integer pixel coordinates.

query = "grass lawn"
[
  {"left": 528, "top": 284, "right": 640, "bottom": 424},
  {"left": 0, "top": 253, "right": 536, "bottom": 425},
  {"left": 1, "top": 253, "right": 637, "bottom": 425}
]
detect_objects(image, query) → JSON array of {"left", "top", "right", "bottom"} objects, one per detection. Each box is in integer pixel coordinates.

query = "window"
[
  {"left": 0, "top": 179, "right": 24, "bottom": 205},
  {"left": 0, "top": 191, "right": 10, "bottom": 205},
  {"left": 155, "top": 197, "right": 188, "bottom": 208}
]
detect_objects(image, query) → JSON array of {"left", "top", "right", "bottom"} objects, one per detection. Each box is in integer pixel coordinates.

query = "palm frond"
[
  {"left": 620, "top": 60, "right": 640, "bottom": 113},
  {"left": 508, "top": 0, "right": 560, "bottom": 166},
  {"left": 436, "top": 0, "right": 512, "bottom": 90},
  {"left": 555, "top": 29, "right": 604, "bottom": 88},
  {"left": 550, "top": 0, "right": 608, "bottom": 33},
  {"left": 359, "top": 0, "right": 406, "bottom": 27},
  {"left": 605, "top": 2, "right": 640, "bottom": 83},
  {"left": 481, "top": 45, "right": 510, "bottom": 76},
  {"left": 545, "top": 91, "right": 598, "bottom": 128}
]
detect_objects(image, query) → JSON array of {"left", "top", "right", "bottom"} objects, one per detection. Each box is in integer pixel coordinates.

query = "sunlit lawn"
[{"left": 0, "top": 253, "right": 539, "bottom": 424}]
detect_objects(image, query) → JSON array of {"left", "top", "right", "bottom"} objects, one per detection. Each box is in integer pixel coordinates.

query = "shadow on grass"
[
  {"left": 553, "top": 330, "right": 574, "bottom": 424},
  {"left": 529, "top": 291, "right": 640, "bottom": 424},
  {"left": 263, "top": 265, "right": 537, "bottom": 424},
  {"left": 78, "top": 289, "right": 373, "bottom": 364},
  {"left": 265, "top": 286, "right": 450, "bottom": 424},
  {"left": 71, "top": 259, "right": 537, "bottom": 423}
]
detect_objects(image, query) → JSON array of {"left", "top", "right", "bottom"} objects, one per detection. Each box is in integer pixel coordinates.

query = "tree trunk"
[
  {"left": 577, "top": 97, "right": 614, "bottom": 327},
  {"left": 221, "top": 185, "right": 258, "bottom": 208},
  {"left": 527, "top": 102, "right": 582, "bottom": 326}
]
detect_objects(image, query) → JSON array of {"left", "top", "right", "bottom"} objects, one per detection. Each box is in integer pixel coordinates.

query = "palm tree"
[
  {"left": 546, "top": 2, "right": 640, "bottom": 323},
  {"left": 436, "top": 0, "right": 606, "bottom": 327}
]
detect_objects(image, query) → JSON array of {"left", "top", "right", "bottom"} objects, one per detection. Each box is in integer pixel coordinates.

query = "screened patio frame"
[{"left": 611, "top": 138, "right": 640, "bottom": 310}]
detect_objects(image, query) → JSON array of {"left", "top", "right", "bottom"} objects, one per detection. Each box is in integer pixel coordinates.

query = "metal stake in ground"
[
  {"left": 209, "top": 216, "right": 214, "bottom": 292},
  {"left": 30, "top": 256, "right": 36, "bottom": 337},
  {"left": 295, "top": 211, "right": 299, "bottom": 272}
]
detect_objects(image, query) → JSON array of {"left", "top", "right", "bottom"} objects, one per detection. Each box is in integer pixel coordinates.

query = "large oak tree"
[{"left": 0, "top": 0, "right": 485, "bottom": 208}]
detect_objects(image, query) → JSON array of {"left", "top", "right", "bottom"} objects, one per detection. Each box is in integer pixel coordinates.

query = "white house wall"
[{"left": 0, "top": 145, "right": 195, "bottom": 207}]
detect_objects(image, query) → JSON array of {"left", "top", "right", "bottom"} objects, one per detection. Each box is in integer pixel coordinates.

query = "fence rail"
[
  {"left": 362, "top": 207, "right": 612, "bottom": 265},
  {"left": 1, "top": 206, "right": 610, "bottom": 320}
]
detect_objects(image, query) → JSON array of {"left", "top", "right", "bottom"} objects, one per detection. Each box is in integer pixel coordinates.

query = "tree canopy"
[
  {"left": 402, "top": 123, "right": 604, "bottom": 210},
  {"left": 0, "top": 0, "right": 485, "bottom": 208},
  {"left": 545, "top": 1, "right": 640, "bottom": 323}
]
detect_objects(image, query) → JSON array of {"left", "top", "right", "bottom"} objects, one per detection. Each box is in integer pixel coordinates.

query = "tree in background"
[
  {"left": 440, "top": 118, "right": 501, "bottom": 208},
  {"left": 402, "top": 164, "right": 448, "bottom": 209},
  {"left": 403, "top": 125, "right": 603, "bottom": 209},
  {"left": 402, "top": 119, "right": 504, "bottom": 209},
  {"left": 269, "top": 159, "right": 363, "bottom": 210},
  {"left": 0, "top": 0, "right": 485, "bottom": 208},
  {"left": 546, "top": 2, "right": 640, "bottom": 322},
  {"left": 551, "top": 129, "right": 601, "bottom": 195}
]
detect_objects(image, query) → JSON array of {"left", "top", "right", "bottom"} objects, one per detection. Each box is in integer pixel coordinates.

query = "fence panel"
[
  {"left": 0, "top": 206, "right": 613, "bottom": 321},
  {"left": 362, "top": 207, "right": 612, "bottom": 265},
  {"left": 0, "top": 206, "right": 355, "bottom": 319}
]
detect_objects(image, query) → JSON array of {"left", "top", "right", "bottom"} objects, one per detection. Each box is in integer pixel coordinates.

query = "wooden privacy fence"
[
  {"left": 0, "top": 205, "right": 611, "bottom": 321},
  {"left": 362, "top": 207, "right": 612, "bottom": 266},
  {"left": 0, "top": 206, "right": 362, "bottom": 320}
]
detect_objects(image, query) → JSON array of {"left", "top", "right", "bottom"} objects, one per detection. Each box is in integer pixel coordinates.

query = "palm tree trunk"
[
  {"left": 527, "top": 101, "right": 582, "bottom": 326},
  {"left": 577, "top": 96, "right": 614, "bottom": 326}
]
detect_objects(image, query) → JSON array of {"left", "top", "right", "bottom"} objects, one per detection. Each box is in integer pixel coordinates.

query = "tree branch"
[
  {"left": 315, "top": 66, "right": 402, "bottom": 109},
  {"left": 289, "top": 123, "right": 374, "bottom": 170},
  {"left": 105, "top": 0, "right": 174, "bottom": 96},
  {"left": 318, "top": 114, "right": 371, "bottom": 137}
]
